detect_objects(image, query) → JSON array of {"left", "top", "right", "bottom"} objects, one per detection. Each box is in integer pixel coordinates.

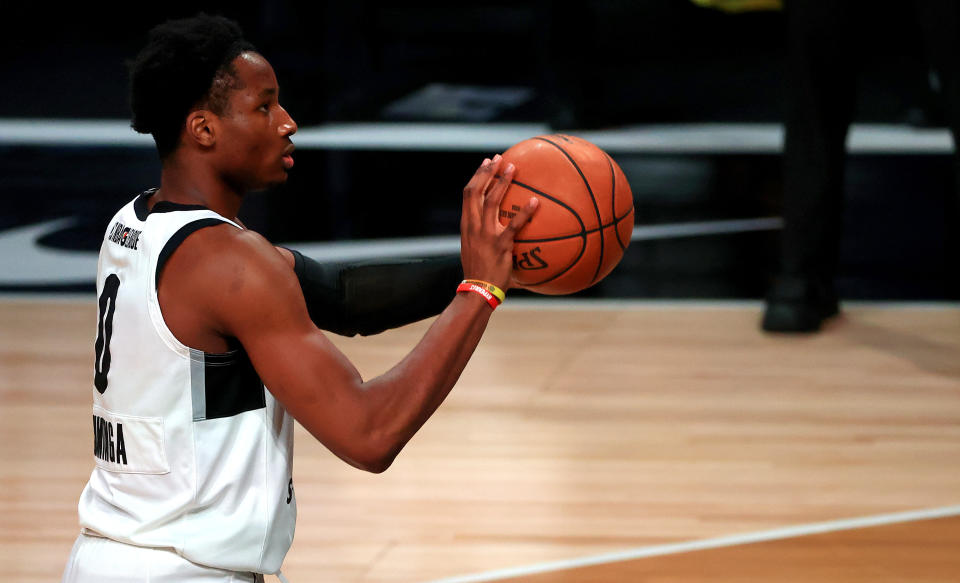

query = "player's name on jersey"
[
  {"left": 107, "top": 221, "right": 142, "bottom": 250},
  {"left": 93, "top": 413, "right": 127, "bottom": 465},
  {"left": 90, "top": 407, "right": 169, "bottom": 474}
]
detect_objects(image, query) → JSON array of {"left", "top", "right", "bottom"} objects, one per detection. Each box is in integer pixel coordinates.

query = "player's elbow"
[
  {"left": 341, "top": 428, "right": 404, "bottom": 474},
  {"left": 301, "top": 420, "right": 397, "bottom": 473},
  {"left": 346, "top": 442, "right": 399, "bottom": 474},
  {"left": 358, "top": 454, "right": 395, "bottom": 474}
]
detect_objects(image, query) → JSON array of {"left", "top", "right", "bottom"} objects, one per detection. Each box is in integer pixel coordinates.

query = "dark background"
[{"left": 1, "top": 1, "right": 956, "bottom": 299}]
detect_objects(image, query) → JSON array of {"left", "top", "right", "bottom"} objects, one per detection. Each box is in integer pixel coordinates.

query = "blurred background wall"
[{"left": 1, "top": 0, "right": 955, "bottom": 300}]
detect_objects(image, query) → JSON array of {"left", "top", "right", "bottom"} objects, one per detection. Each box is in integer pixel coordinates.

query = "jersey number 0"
[{"left": 94, "top": 274, "right": 121, "bottom": 394}]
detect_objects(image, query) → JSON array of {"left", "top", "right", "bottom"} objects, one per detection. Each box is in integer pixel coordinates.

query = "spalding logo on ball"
[{"left": 499, "top": 134, "right": 634, "bottom": 295}]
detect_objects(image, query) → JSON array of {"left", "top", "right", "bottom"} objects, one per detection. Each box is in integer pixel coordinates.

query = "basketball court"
[
  {"left": 3, "top": 115, "right": 960, "bottom": 581},
  {"left": 3, "top": 297, "right": 958, "bottom": 581},
  {"left": 5, "top": 2, "right": 960, "bottom": 578}
]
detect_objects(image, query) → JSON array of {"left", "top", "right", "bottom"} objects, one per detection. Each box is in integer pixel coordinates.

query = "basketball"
[{"left": 498, "top": 135, "right": 634, "bottom": 295}]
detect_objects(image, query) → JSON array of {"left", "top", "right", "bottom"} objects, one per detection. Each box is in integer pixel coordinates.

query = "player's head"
[{"left": 128, "top": 13, "right": 297, "bottom": 190}]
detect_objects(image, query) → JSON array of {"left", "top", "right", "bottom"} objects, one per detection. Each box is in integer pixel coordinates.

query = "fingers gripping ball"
[{"left": 498, "top": 135, "right": 634, "bottom": 295}]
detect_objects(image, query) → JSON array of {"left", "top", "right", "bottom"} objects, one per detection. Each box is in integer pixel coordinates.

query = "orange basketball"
[{"left": 498, "top": 134, "right": 634, "bottom": 295}]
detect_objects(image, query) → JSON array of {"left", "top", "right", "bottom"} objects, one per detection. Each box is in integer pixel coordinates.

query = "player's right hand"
[{"left": 460, "top": 154, "right": 539, "bottom": 291}]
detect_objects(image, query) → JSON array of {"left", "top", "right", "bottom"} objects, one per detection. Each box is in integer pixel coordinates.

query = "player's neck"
[{"left": 156, "top": 160, "right": 243, "bottom": 220}]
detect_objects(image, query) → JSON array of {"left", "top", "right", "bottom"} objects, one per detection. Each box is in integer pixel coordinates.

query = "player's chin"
[
  {"left": 250, "top": 172, "right": 290, "bottom": 193},
  {"left": 269, "top": 166, "right": 292, "bottom": 184}
]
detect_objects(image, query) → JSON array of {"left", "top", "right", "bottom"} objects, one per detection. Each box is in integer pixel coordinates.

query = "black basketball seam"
[
  {"left": 514, "top": 206, "right": 633, "bottom": 244},
  {"left": 512, "top": 180, "right": 588, "bottom": 236},
  {"left": 607, "top": 153, "right": 628, "bottom": 252},
  {"left": 535, "top": 136, "right": 605, "bottom": 284},
  {"left": 511, "top": 180, "right": 588, "bottom": 287}
]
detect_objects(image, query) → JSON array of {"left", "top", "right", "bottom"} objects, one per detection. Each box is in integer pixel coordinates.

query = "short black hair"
[{"left": 128, "top": 13, "right": 257, "bottom": 159}]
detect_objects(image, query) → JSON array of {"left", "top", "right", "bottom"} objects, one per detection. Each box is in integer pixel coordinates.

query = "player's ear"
[{"left": 185, "top": 110, "right": 217, "bottom": 148}]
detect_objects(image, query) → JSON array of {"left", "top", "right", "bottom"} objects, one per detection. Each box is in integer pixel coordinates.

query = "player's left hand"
[{"left": 460, "top": 154, "right": 539, "bottom": 291}]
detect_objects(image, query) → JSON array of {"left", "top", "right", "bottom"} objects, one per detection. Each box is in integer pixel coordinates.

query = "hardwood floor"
[
  {"left": 2, "top": 299, "right": 959, "bottom": 582},
  {"left": 496, "top": 516, "right": 960, "bottom": 583}
]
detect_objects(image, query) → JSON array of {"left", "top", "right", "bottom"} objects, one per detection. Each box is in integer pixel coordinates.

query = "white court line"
[
  {"left": 0, "top": 119, "right": 954, "bottom": 153},
  {"left": 426, "top": 504, "right": 960, "bottom": 583}
]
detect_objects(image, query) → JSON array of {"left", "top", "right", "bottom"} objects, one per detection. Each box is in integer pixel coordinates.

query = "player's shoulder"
[
  {"left": 163, "top": 222, "right": 293, "bottom": 304},
  {"left": 184, "top": 220, "right": 271, "bottom": 252},
  {"left": 180, "top": 222, "right": 286, "bottom": 275},
  {"left": 156, "top": 220, "right": 306, "bottom": 344}
]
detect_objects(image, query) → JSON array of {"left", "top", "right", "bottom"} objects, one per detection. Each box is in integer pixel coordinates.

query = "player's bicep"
[{"left": 208, "top": 233, "right": 365, "bottom": 430}]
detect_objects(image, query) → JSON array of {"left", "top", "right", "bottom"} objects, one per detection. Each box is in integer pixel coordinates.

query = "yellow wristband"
[{"left": 461, "top": 280, "right": 506, "bottom": 304}]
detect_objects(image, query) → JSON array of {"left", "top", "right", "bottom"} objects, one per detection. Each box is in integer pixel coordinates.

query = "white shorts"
[{"left": 62, "top": 533, "right": 265, "bottom": 582}]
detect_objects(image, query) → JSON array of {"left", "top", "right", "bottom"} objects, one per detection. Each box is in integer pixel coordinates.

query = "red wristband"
[{"left": 457, "top": 282, "right": 500, "bottom": 310}]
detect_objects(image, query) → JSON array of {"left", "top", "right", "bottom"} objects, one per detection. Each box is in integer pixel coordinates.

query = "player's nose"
[{"left": 278, "top": 105, "right": 297, "bottom": 137}]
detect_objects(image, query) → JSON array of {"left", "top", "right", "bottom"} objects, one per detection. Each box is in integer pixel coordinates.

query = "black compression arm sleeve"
[{"left": 288, "top": 250, "right": 463, "bottom": 337}]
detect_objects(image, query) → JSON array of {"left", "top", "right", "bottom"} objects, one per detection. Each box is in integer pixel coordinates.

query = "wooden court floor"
[{"left": 1, "top": 298, "right": 959, "bottom": 582}]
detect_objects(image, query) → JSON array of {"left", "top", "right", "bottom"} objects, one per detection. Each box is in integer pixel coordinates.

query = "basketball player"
[{"left": 62, "top": 13, "right": 538, "bottom": 582}]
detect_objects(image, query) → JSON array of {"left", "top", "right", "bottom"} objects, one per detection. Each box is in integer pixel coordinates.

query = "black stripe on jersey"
[
  {"left": 155, "top": 219, "right": 229, "bottom": 290},
  {"left": 201, "top": 349, "right": 266, "bottom": 420}
]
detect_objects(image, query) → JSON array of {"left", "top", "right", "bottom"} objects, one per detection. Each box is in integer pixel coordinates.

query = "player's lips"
[{"left": 282, "top": 144, "right": 295, "bottom": 169}]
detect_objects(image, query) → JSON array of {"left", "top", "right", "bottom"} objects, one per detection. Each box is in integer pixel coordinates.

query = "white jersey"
[{"left": 77, "top": 190, "right": 296, "bottom": 574}]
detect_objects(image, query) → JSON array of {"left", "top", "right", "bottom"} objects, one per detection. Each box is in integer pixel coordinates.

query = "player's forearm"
[
  {"left": 354, "top": 292, "right": 493, "bottom": 471},
  {"left": 252, "top": 286, "right": 493, "bottom": 474}
]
